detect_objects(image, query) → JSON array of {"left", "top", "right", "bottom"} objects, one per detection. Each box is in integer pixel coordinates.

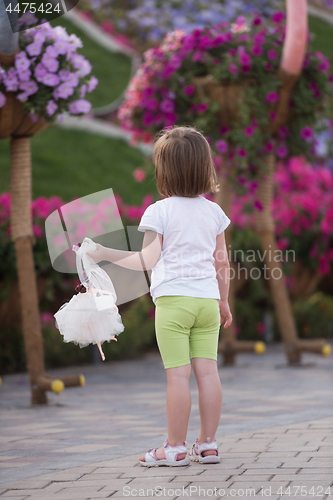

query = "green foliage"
[{"left": 293, "top": 292, "right": 333, "bottom": 339}]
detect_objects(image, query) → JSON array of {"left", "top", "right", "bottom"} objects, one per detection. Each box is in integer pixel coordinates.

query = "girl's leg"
[
  {"left": 139, "top": 363, "right": 191, "bottom": 462},
  {"left": 166, "top": 363, "right": 192, "bottom": 446},
  {"left": 192, "top": 357, "right": 222, "bottom": 455}
]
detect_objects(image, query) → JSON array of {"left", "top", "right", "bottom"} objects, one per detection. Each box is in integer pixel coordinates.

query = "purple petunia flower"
[
  {"left": 26, "top": 42, "right": 42, "bottom": 57},
  {"left": 160, "top": 100, "right": 175, "bottom": 113},
  {"left": 53, "top": 82, "right": 75, "bottom": 99},
  {"left": 318, "top": 60, "right": 330, "bottom": 72},
  {"left": 266, "top": 91, "right": 279, "bottom": 104},
  {"left": 3, "top": 70, "right": 19, "bottom": 91},
  {"left": 41, "top": 53, "right": 59, "bottom": 73},
  {"left": 265, "top": 141, "right": 274, "bottom": 153},
  {"left": 87, "top": 76, "right": 98, "bottom": 93},
  {"left": 229, "top": 64, "right": 238, "bottom": 74},
  {"left": 0, "top": 91, "right": 6, "bottom": 108},
  {"left": 272, "top": 12, "right": 285, "bottom": 24},
  {"left": 216, "top": 140, "right": 228, "bottom": 154},
  {"left": 80, "top": 84, "right": 87, "bottom": 98},
  {"left": 54, "top": 39, "right": 71, "bottom": 56},
  {"left": 196, "top": 103, "right": 209, "bottom": 114},
  {"left": 278, "top": 126, "right": 289, "bottom": 139},
  {"left": 237, "top": 148, "right": 247, "bottom": 157},
  {"left": 267, "top": 49, "right": 278, "bottom": 61},
  {"left": 46, "top": 100, "right": 58, "bottom": 116},
  {"left": 252, "top": 17, "right": 263, "bottom": 27},
  {"left": 34, "top": 63, "right": 47, "bottom": 81},
  {"left": 68, "top": 99, "right": 92, "bottom": 115},
  {"left": 219, "top": 126, "right": 229, "bottom": 135},
  {"left": 300, "top": 126, "right": 314, "bottom": 141},
  {"left": 241, "top": 65, "right": 251, "bottom": 73},
  {"left": 70, "top": 54, "right": 85, "bottom": 69},
  {"left": 251, "top": 45, "right": 263, "bottom": 56},
  {"left": 16, "top": 92, "right": 28, "bottom": 102},
  {"left": 239, "top": 52, "right": 251, "bottom": 65},
  {"left": 183, "top": 85, "right": 195, "bottom": 96},
  {"left": 253, "top": 33, "right": 265, "bottom": 45},
  {"left": 264, "top": 62, "right": 273, "bottom": 72},
  {"left": 19, "top": 80, "right": 38, "bottom": 96},
  {"left": 254, "top": 199, "right": 263, "bottom": 211},
  {"left": 276, "top": 144, "right": 288, "bottom": 158},
  {"left": 244, "top": 125, "right": 255, "bottom": 137},
  {"left": 40, "top": 73, "right": 60, "bottom": 87},
  {"left": 17, "top": 68, "right": 31, "bottom": 82},
  {"left": 15, "top": 53, "right": 30, "bottom": 71},
  {"left": 45, "top": 45, "right": 59, "bottom": 59}
]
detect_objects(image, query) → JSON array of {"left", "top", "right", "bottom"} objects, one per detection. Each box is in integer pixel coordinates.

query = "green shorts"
[{"left": 155, "top": 296, "right": 220, "bottom": 369}]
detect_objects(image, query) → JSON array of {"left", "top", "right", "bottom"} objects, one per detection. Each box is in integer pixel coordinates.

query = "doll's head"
[
  {"left": 153, "top": 125, "right": 219, "bottom": 198},
  {"left": 75, "top": 283, "right": 87, "bottom": 294}
]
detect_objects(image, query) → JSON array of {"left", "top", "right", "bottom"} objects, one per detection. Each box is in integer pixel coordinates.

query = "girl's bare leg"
[
  {"left": 192, "top": 358, "right": 222, "bottom": 456},
  {"left": 139, "top": 363, "right": 191, "bottom": 461}
]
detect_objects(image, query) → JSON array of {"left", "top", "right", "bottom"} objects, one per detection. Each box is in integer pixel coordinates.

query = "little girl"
[{"left": 87, "top": 126, "right": 232, "bottom": 466}]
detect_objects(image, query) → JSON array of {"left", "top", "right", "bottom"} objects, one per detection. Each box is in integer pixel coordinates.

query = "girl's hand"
[
  {"left": 86, "top": 243, "right": 107, "bottom": 263},
  {"left": 218, "top": 300, "right": 232, "bottom": 328}
]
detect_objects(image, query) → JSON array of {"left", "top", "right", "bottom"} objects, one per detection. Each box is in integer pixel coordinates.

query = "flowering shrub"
[
  {"left": 118, "top": 13, "right": 333, "bottom": 189},
  {"left": 230, "top": 157, "right": 333, "bottom": 274},
  {"left": 0, "top": 21, "right": 98, "bottom": 121},
  {"left": 80, "top": 0, "right": 282, "bottom": 44}
]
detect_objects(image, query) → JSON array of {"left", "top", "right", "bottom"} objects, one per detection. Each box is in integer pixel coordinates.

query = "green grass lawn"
[
  {"left": 50, "top": 15, "right": 132, "bottom": 109},
  {"left": 0, "top": 127, "right": 158, "bottom": 205},
  {"left": 309, "top": 16, "right": 333, "bottom": 65}
]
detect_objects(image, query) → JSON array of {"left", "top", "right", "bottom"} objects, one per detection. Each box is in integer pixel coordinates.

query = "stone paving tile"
[{"left": 0, "top": 344, "right": 332, "bottom": 498}]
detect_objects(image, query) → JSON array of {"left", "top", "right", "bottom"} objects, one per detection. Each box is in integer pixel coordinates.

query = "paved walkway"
[{"left": 0, "top": 344, "right": 332, "bottom": 499}]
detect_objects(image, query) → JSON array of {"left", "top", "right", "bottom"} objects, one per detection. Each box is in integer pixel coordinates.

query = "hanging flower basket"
[
  {"left": 0, "top": 19, "right": 99, "bottom": 137},
  {"left": 0, "top": 91, "right": 45, "bottom": 139},
  {"left": 118, "top": 13, "right": 333, "bottom": 191}
]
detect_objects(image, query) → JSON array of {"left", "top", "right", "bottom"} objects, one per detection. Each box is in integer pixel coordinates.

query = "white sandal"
[
  {"left": 189, "top": 438, "right": 220, "bottom": 464},
  {"left": 139, "top": 439, "right": 190, "bottom": 467}
]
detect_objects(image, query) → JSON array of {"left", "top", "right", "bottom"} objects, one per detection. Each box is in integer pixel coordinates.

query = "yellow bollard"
[{"left": 254, "top": 341, "right": 266, "bottom": 355}]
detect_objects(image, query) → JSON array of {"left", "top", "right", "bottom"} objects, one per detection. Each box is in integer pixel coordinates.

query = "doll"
[{"left": 54, "top": 238, "right": 124, "bottom": 361}]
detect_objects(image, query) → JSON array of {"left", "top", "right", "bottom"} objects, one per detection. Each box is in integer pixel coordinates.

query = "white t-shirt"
[{"left": 137, "top": 195, "right": 231, "bottom": 304}]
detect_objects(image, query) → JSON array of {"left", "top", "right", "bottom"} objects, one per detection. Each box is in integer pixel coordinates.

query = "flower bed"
[
  {"left": 0, "top": 20, "right": 98, "bottom": 121},
  {"left": 118, "top": 13, "right": 333, "bottom": 190},
  {"left": 78, "top": 0, "right": 282, "bottom": 46}
]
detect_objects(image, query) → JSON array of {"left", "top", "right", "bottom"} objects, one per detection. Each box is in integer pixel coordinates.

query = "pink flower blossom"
[
  {"left": 183, "top": 85, "right": 195, "bottom": 96},
  {"left": 216, "top": 140, "right": 228, "bottom": 154},
  {"left": 266, "top": 91, "right": 279, "bottom": 104},
  {"left": 272, "top": 12, "right": 285, "bottom": 24},
  {"left": 251, "top": 45, "right": 263, "bottom": 56},
  {"left": 267, "top": 49, "right": 278, "bottom": 60},
  {"left": 276, "top": 145, "right": 288, "bottom": 158},
  {"left": 133, "top": 168, "right": 146, "bottom": 182},
  {"left": 300, "top": 126, "right": 313, "bottom": 141}
]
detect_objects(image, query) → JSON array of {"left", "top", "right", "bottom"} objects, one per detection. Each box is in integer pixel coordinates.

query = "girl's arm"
[
  {"left": 213, "top": 231, "right": 232, "bottom": 328},
  {"left": 86, "top": 230, "right": 163, "bottom": 271}
]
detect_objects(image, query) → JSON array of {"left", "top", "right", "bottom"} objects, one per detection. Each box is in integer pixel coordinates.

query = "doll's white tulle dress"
[{"left": 54, "top": 238, "right": 124, "bottom": 357}]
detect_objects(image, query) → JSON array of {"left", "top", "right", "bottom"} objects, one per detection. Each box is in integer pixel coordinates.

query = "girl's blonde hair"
[{"left": 153, "top": 126, "right": 219, "bottom": 198}]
